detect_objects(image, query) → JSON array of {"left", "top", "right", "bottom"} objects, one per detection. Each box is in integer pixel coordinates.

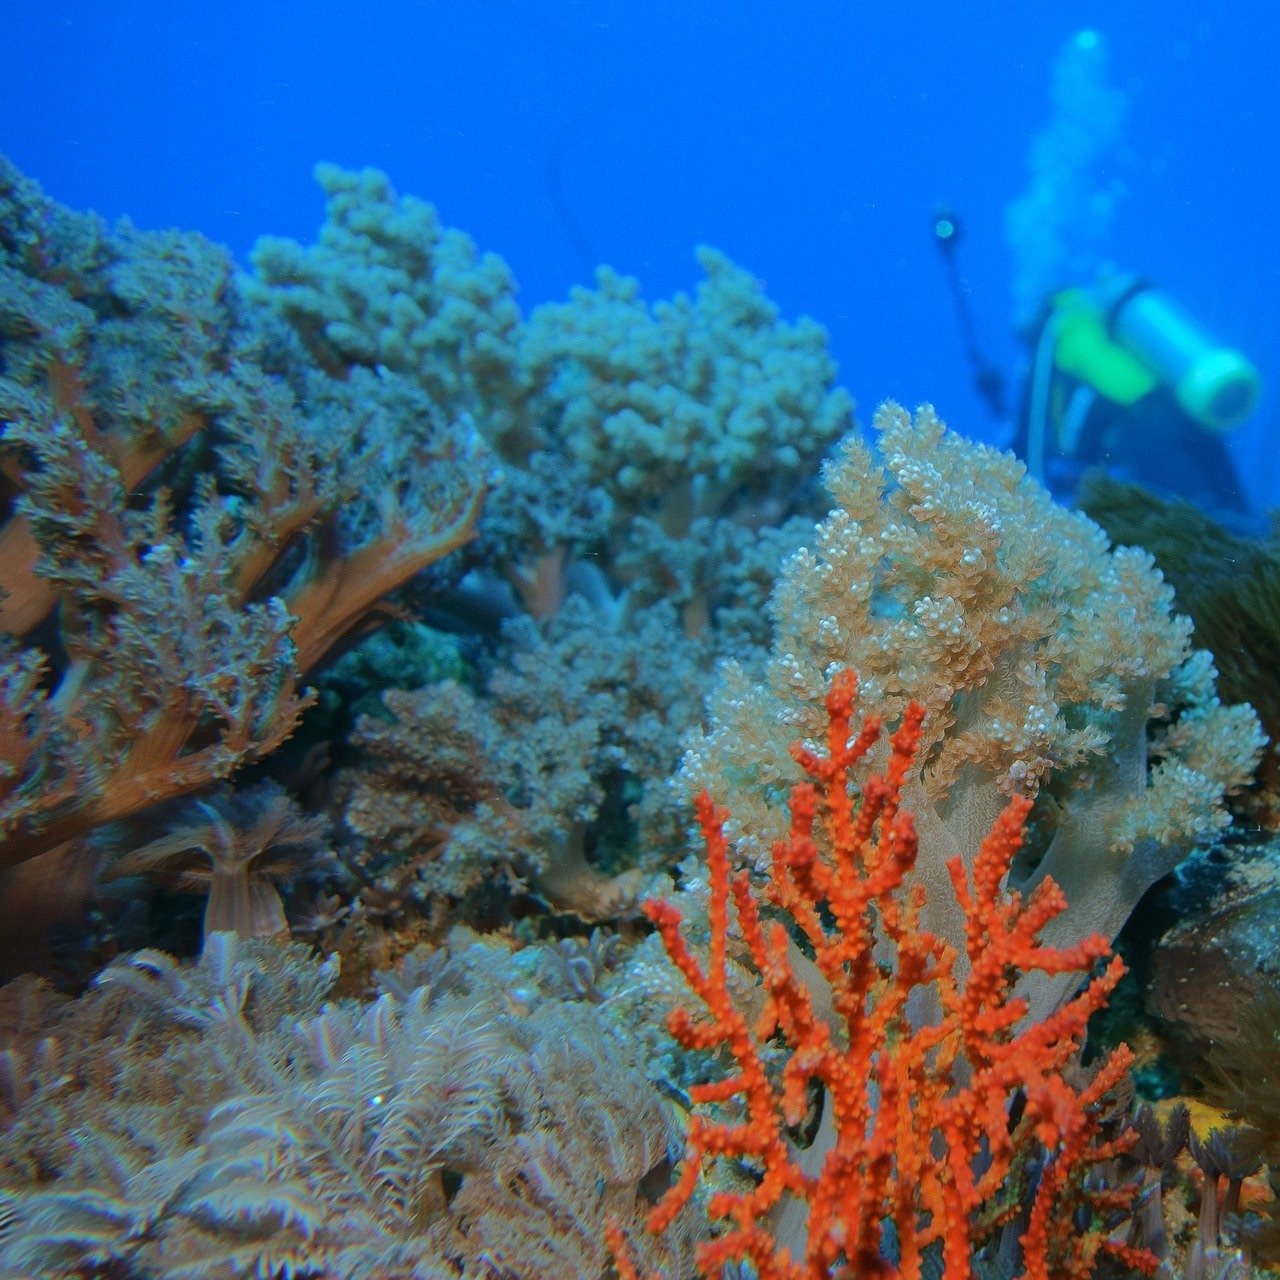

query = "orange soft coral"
[{"left": 614, "top": 669, "right": 1155, "bottom": 1280}]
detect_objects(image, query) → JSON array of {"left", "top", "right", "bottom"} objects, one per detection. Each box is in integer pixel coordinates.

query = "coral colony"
[{"left": 0, "top": 154, "right": 1277, "bottom": 1279}]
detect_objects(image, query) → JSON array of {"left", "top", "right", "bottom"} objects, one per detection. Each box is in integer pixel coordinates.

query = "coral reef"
[
  {"left": 238, "top": 162, "right": 857, "bottom": 936},
  {"left": 337, "top": 599, "right": 705, "bottom": 920},
  {"left": 0, "top": 152, "right": 1274, "bottom": 1279},
  {"left": 250, "top": 164, "right": 849, "bottom": 646}
]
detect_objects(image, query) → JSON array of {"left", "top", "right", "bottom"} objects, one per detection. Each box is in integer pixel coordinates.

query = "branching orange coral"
[
  {"left": 0, "top": 157, "right": 490, "bottom": 878},
  {"left": 612, "top": 669, "right": 1155, "bottom": 1280}
]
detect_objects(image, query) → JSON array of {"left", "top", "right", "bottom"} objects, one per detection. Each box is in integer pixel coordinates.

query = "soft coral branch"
[
  {"left": 615, "top": 669, "right": 1153, "bottom": 1280},
  {"left": 0, "top": 157, "right": 491, "bottom": 875},
  {"left": 0, "top": 400, "right": 489, "bottom": 872}
]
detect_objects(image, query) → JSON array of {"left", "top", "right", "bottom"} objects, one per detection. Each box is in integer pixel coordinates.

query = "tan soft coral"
[{"left": 683, "top": 404, "right": 1263, "bottom": 1016}]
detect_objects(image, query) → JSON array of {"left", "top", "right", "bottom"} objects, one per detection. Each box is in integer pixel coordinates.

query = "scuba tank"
[{"left": 1099, "top": 276, "right": 1261, "bottom": 431}]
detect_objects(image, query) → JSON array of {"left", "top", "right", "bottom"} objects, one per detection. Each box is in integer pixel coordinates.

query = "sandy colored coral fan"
[{"left": 614, "top": 670, "right": 1154, "bottom": 1280}]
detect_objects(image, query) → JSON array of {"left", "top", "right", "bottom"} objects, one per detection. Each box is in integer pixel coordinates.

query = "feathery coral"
[
  {"left": 617, "top": 669, "right": 1153, "bottom": 1280},
  {"left": 0, "top": 935, "right": 692, "bottom": 1278}
]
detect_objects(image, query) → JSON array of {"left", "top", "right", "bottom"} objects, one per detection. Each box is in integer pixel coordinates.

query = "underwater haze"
[
  {"left": 8, "top": 5, "right": 1280, "bottom": 1275},
  {"left": 5, "top": 0, "right": 1278, "bottom": 511}
]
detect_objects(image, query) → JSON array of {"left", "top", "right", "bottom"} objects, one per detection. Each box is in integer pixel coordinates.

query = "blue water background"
[{"left": 5, "top": 0, "right": 1278, "bottom": 510}]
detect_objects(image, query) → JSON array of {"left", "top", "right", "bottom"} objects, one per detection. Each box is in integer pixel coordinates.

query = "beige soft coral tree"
[{"left": 683, "top": 403, "right": 1264, "bottom": 1018}]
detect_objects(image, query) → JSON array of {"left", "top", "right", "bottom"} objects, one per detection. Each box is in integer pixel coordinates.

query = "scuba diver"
[{"left": 932, "top": 206, "right": 1262, "bottom": 524}]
